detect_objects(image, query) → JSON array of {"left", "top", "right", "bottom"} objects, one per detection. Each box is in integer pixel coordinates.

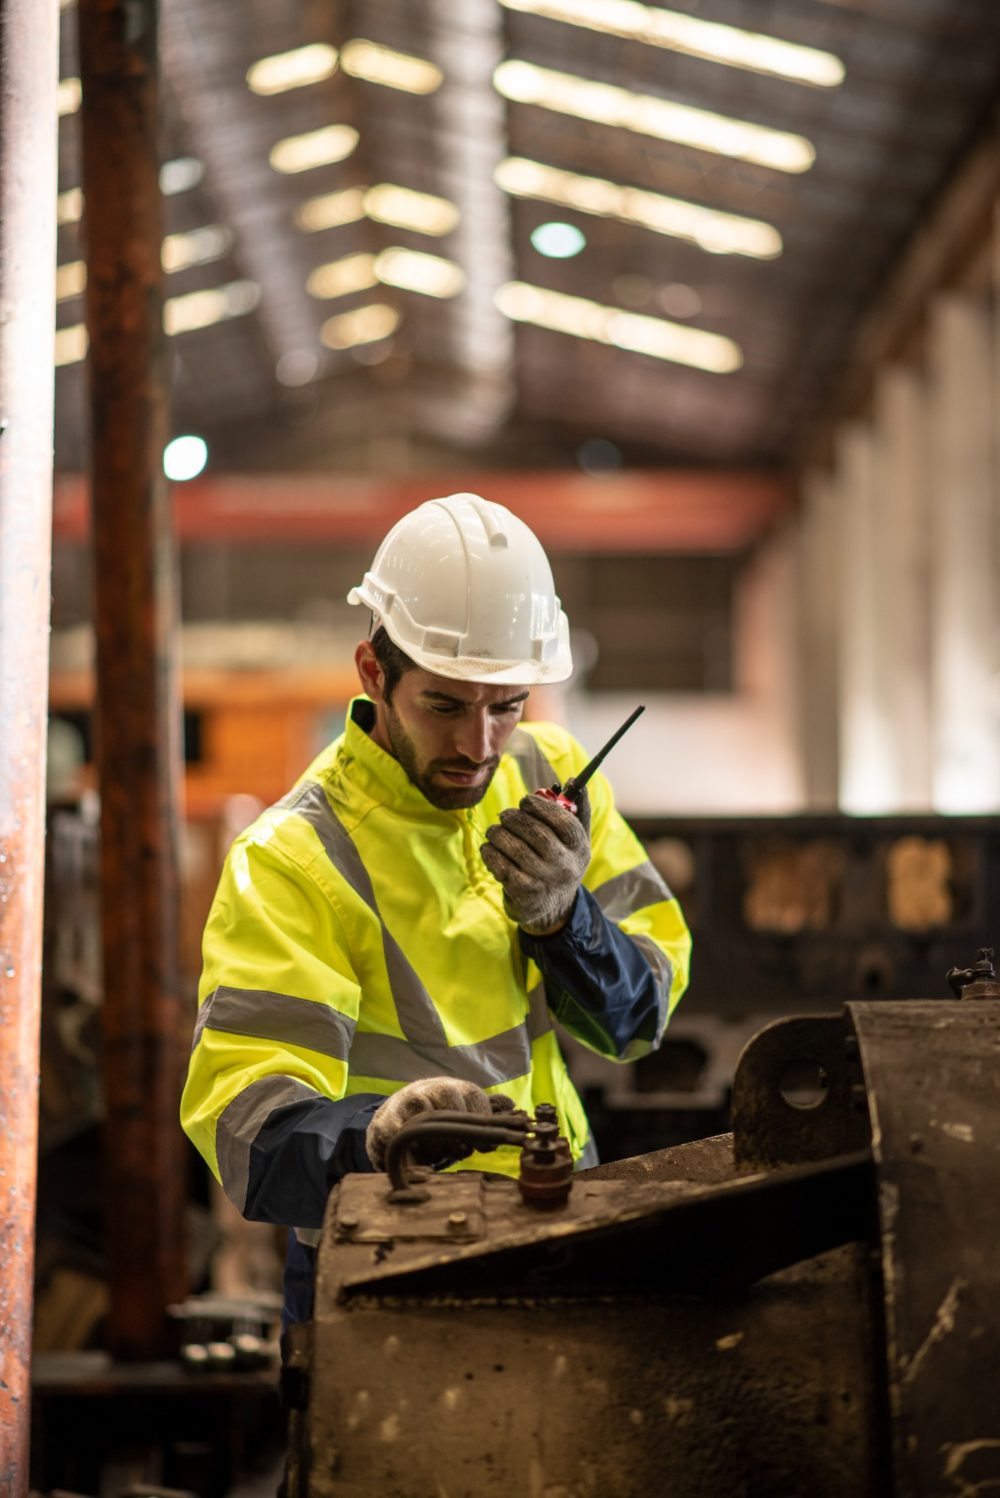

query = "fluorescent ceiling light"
[
  {"left": 247, "top": 43, "right": 338, "bottom": 96},
  {"left": 495, "top": 156, "right": 782, "bottom": 258},
  {"left": 364, "top": 184, "right": 459, "bottom": 235},
  {"left": 530, "top": 221, "right": 586, "bottom": 258},
  {"left": 495, "top": 281, "right": 742, "bottom": 373},
  {"left": 162, "top": 224, "right": 233, "bottom": 273},
  {"left": 269, "top": 124, "right": 359, "bottom": 174},
  {"left": 296, "top": 183, "right": 459, "bottom": 237},
  {"left": 57, "top": 78, "right": 81, "bottom": 117},
  {"left": 494, "top": 60, "right": 815, "bottom": 173},
  {"left": 308, "top": 247, "right": 465, "bottom": 300},
  {"left": 55, "top": 324, "right": 88, "bottom": 366},
  {"left": 57, "top": 188, "right": 83, "bottom": 226},
  {"left": 164, "top": 279, "right": 260, "bottom": 335},
  {"left": 339, "top": 39, "right": 443, "bottom": 94},
  {"left": 295, "top": 187, "right": 367, "bottom": 231},
  {"left": 160, "top": 157, "right": 205, "bottom": 195},
  {"left": 307, "top": 253, "right": 378, "bottom": 299},
  {"left": 55, "top": 261, "right": 86, "bottom": 301},
  {"left": 321, "top": 302, "right": 400, "bottom": 349},
  {"left": 499, "top": 0, "right": 844, "bottom": 88},
  {"left": 374, "top": 247, "right": 465, "bottom": 298}
]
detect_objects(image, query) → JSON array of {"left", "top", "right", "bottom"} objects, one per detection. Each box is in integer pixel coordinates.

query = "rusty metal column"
[
  {"left": 78, "top": 0, "right": 186, "bottom": 1359},
  {"left": 0, "top": 0, "right": 60, "bottom": 1488}
]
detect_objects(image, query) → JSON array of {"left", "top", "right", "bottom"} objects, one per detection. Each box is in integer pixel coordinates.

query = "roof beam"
[{"left": 54, "top": 469, "right": 790, "bottom": 552}]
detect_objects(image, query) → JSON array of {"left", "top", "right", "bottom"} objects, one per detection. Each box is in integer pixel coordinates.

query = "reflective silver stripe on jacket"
[
  {"left": 591, "top": 860, "right": 675, "bottom": 1051},
  {"left": 217, "top": 1075, "right": 320, "bottom": 1212},
  {"left": 576, "top": 1135, "right": 601, "bottom": 1170},
  {"left": 348, "top": 1023, "right": 530, "bottom": 1089},
  {"left": 623, "top": 930, "right": 674, "bottom": 1057},
  {"left": 342, "top": 982, "right": 551, "bottom": 1087},
  {"left": 194, "top": 985, "right": 356, "bottom": 1061},
  {"left": 286, "top": 781, "right": 449, "bottom": 1052},
  {"left": 506, "top": 728, "right": 560, "bottom": 797},
  {"left": 591, "top": 859, "right": 673, "bottom": 923},
  {"left": 525, "top": 980, "right": 552, "bottom": 1041},
  {"left": 287, "top": 779, "right": 547, "bottom": 1088}
]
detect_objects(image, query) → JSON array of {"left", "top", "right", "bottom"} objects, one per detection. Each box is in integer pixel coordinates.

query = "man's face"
[{"left": 356, "top": 644, "right": 529, "bottom": 809}]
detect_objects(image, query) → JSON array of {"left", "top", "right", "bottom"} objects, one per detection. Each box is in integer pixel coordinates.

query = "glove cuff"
[{"left": 515, "top": 885, "right": 580, "bottom": 938}]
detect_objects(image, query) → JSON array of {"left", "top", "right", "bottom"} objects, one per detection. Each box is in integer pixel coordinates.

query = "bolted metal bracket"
[{"left": 731, "top": 1011, "right": 870, "bottom": 1172}]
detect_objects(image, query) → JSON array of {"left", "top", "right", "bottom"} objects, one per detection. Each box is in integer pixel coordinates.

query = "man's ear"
[{"left": 355, "top": 639, "right": 385, "bottom": 702}]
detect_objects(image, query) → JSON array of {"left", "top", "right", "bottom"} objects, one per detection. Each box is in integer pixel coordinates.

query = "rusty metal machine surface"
[{"left": 288, "top": 988, "right": 1000, "bottom": 1498}]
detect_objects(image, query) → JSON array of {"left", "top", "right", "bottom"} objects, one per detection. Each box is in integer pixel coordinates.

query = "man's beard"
[{"left": 385, "top": 703, "right": 499, "bottom": 809}]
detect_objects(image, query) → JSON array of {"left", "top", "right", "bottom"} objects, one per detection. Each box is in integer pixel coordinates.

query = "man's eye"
[{"left": 429, "top": 704, "right": 459, "bottom": 715}]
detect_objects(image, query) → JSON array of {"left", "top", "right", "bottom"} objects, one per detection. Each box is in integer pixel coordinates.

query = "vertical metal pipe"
[
  {"left": 77, "top": 0, "right": 187, "bottom": 1359},
  {"left": 0, "top": 0, "right": 60, "bottom": 1487}
]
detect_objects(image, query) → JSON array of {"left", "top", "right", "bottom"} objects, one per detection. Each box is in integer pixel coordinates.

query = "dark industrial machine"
[
  {"left": 284, "top": 957, "right": 1000, "bottom": 1498},
  {"left": 576, "top": 813, "right": 1000, "bottom": 1163}
]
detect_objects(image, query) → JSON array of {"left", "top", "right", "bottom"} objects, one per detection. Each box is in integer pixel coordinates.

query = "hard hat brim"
[{"left": 399, "top": 640, "right": 574, "bottom": 686}]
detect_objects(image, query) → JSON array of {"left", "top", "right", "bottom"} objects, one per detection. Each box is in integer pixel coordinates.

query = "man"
[{"left": 180, "top": 492, "right": 691, "bottom": 1322}]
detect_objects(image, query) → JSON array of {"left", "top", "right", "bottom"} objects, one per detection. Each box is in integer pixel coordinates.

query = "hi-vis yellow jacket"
[{"left": 181, "top": 699, "right": 691, "bottom": 1231}]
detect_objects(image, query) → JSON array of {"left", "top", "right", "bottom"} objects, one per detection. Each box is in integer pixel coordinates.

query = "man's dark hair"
[{"left": 371, "top": 625, "right": 416, "bottom": 702}]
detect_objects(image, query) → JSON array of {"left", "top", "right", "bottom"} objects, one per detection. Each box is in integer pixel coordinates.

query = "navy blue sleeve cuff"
[
  {"left": 518, "top": 887, "right": 661, "bottom": 1058},
  {"left": 244, "top": 1091, "right": 383, "bottom": 1228}
]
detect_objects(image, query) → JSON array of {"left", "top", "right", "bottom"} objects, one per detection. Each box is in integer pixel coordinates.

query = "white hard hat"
[{"left": 347, "top": 493, "right": 573, "bottom": 685}]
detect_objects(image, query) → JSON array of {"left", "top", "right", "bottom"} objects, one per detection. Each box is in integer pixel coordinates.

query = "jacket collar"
[{"left": 340, "top": 695, "right": 461, "bottom": 819}]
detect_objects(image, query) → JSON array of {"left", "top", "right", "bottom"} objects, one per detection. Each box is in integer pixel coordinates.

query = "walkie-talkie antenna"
[
  {"left": 533, "top": 704, "right": 646, "bottom": 815},
  {"left": 560, "top": 704, "right": 645, "bottom": 805}
]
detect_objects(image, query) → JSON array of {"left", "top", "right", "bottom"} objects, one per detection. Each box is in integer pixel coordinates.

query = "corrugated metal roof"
[{"left": 53, "top": 0, "right": 1000, "bottom": 469}]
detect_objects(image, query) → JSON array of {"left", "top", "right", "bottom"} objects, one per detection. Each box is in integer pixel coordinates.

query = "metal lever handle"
[{"left": 385, "top": 1110, "right": 532, "bottom": 1194}]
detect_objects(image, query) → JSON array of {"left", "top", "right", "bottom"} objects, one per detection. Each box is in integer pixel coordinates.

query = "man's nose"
[{"left": 453, "top": 712, "right": 491, "bottom": 763}]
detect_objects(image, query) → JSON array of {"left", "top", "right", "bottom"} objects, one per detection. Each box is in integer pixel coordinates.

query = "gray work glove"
[
  {"left": 481, "top": 788, "right": 591, "bottom": 936},
  {"left": 366, "top": 1076, "right": 493, "bottom": 1170}
]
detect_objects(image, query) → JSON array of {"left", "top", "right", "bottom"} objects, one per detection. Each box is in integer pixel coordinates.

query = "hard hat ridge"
[{"left": 347, "top": 493, "right": 573, "bottom": 685}]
